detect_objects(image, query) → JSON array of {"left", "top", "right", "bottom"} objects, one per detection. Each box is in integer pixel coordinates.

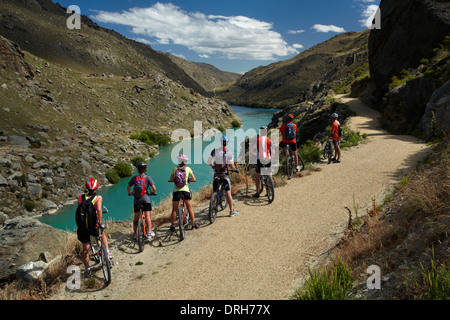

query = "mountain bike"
[
  {"left": 281, "top": 144, "right": 305, "bottom": 179},
  {"left": 208, "top": 176, "right": 228, "bottom": 224},
  {"left": 323, "top": 137, "right": 334, "bottom": 164},
  {"left": 129, "top": 193, "right": 157, "bottom": 252},
  {"left": 89, "top": 206, "right": 111, "bottom": 285},
  {"left": 258, "top": 172, "right": 275, "bottom": 203},
  {"left": 169, "top": 181, "right": 195, "bottom": 241}
]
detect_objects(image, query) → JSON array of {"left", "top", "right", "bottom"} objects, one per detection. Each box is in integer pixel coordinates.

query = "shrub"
[
  {"left": 132, "top": 156, "right": 146, "bottom": 167},
  {"left": 299, "top": 140, "right": 321, "bottom": 163},
  {"left": 114, "top": 162, "right": 132, "bottom": 177},
  {"left": 231, "top": 120, "right": 241, "bottom": 128},
  {"left": 130, "top": 130, "right": 170, "bottom": 146},
  {"left": 217, "top": 125, "right": 225, "bottom": 132},
  {"left": 24, "top": 200, "right": 36, "bottom": 212},
  {"left": 106, "top": 169, "right": 120, "bottom": 184},
  {"left": 340, "top": 128, "right": 362, "bottom": 148},
  {"left": 293, "top": 258, "right": 353, "bottom": 300}
]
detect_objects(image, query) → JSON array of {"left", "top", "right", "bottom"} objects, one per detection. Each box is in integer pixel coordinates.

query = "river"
[{"left": 38, "top": 106, "right": 277, "bottom": 231}]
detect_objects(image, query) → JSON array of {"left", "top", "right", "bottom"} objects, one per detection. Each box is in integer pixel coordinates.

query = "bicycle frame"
[{"left": 89, "top": 206, "right": 111, "bottom": 285}]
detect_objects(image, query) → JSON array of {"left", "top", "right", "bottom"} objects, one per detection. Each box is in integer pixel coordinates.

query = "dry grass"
[{"left": 331, "top": 137, "right": 450, "bottom": 299}]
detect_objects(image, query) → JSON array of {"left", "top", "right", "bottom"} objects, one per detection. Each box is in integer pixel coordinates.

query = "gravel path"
[{"left": 51, "top": 95, "right": 430, "bottom": 300}]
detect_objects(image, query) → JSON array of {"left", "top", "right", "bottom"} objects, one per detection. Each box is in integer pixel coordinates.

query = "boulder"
[
  {"left": 421, "top": 79, "right": 450, "bottom": 134},
  {"left": 0, "top": 217, "right": 70, "bottom": 282}
]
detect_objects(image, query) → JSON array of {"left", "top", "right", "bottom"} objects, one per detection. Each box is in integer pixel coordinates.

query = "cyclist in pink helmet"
[{"left": 169, "top": 154, "right": 198, "bottom": 231}]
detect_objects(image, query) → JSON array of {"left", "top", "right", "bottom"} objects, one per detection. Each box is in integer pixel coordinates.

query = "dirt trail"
[{"left": 50, "top": 95, "right": 430, "bottom": 300}]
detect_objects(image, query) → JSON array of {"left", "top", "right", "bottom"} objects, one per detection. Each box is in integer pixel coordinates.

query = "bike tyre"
[
  {"left": 178, "top": 207, "right": 185, "bottom": 240},
  {"left": 209, "top": 192, "right": 219, "bottom": 224},
  {"left": 99, "top": 244, "right": 111, "bottom": 285},
  {"left": 265, "top": 175, "right": 275, "bottom": 203},
  {"left": 327, "top": 143, "right": 333, "bottom": 164},
  {"left": 219, "top": 188, "right": 228, "bottom": 211},
  {"left": 297, "top": 154, "right": 305, "bottom": 171},
  {"left": 137, "top": 219, "right": 145, "bottom": 252},
  {"left": 286, "top": 156, "right": 294, "bottom": 179}
]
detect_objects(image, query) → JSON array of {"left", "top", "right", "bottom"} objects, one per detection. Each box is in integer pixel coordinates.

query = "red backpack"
[{"left": 133, "top": 174, "right": 147, "bottom": 198}]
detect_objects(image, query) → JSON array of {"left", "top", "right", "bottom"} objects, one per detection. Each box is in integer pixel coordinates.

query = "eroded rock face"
[
  {"left": 0, "top": 36, "right": 35, "bottom": 78},
  {"left": 368, "top": 0, "right": 450, "bottom": 92}
]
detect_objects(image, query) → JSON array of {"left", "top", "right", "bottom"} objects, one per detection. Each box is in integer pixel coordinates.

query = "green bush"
[
  {"left": 231, "top": 120, "right": 241, "bottom": 128},
  {"left": 114, "top": 162, "right": 132, "bottom": 177},
  {"left": 106, "top": 169, "right": 120, "bottom": 184},
  {"left": 130, "top": 130, "right": 170, "bottom": 146},
  {"left": 340, "top": 128, "right": 362, "bottom": 148},
  {"left": 217, "top": 125, "right": 225, "bottom": 132},
  {"left": 299, "top": 140, "right": 322, "bottom": 163},
  {"left": 132, "top": 156, "right": 146, "bottom": 167},
  {"left": 24, "top": 200, "right": 36, "bottom": 212}
]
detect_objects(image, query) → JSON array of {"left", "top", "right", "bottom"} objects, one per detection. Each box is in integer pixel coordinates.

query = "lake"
[{"left": 38, "top": 105, "right": 277, "bottom": 231}]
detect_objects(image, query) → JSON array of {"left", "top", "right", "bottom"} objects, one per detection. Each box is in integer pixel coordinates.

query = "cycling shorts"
[
  {"left": 213, "top": 174, "right": 231, "bottom": 192},
  {"left": 134, "top": 202, "right": 152, "bottom": 212},
  {"left": 256, "top": 159, "right": 271, "bottom": 174},
  {"left": 172, "top": 191, "right": 192, "bottom": 201},
  {"left": 279, "top": 141, "right": 298, "bottom": 151}
]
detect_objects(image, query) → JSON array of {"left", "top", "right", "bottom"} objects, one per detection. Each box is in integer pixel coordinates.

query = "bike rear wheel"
[
  {"left": 265, "top": 175, "right": 275, "bottom": 203},
  {"left": 219, "top": 188, "right": 228, "bottom": 210},
  {"left": 286, "top": 155, "right": 294, "bottom": 179},
  {"left": 297, "top": 154, "right": 305, "bottom": 171},
  {"left": 100, "top": 244, "right": 111, "bottom": 285},
  {"left": 209, "top": 192, "right": 219, "bottom": 224},
  {"left": 178, "top": 207, "right": 186, "bottom": 240},
  {"left": 137, "top": 219, "right": 145, "bottom": 252},
  {"left": 326, "top": 142, "right": 333, "bottom": 164}
]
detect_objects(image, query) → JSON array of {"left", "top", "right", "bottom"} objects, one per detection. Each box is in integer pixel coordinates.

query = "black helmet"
[{"left": 137, "top": 162, "right": 147, "bottom": 172}]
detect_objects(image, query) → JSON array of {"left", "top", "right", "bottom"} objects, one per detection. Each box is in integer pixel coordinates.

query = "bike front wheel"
[
  {"left": 100, "top": 244, "right": 111, "bottom": 285},
  {"left": 89, "top": 236, "right": 100, "bottom": 263},
  {"left": 178, "top": 207, "right": 186, "bottom": 240},
  {"left": 209, "top": 192, "right": 219, "bottom": 224},
  {"left": 265, "top": 176, "right": 275, "bottom": 203}
]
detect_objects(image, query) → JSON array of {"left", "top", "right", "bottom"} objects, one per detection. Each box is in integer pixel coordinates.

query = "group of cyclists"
[{"left": 76, "top": 112, "right": 343, "bottom": 276}]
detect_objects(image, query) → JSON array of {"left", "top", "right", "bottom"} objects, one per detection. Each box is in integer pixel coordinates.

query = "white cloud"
[
  {"left": 311, "top": 24, "right": 346, "bottom": 33},
  {"left": 199, "top": 54, "right": 210, "bottom": 58},
  {"left": 360, "top": 5, "right": 379, "bottom": 28},
  {"left": 292, "top": 43, "right": 304, "bottom": 49},
  {"left": 288, "top": 29, "right": 305, "bottom": 34},
  {"left": 91, "top": 3, "right": 299, "bottom": 61}
]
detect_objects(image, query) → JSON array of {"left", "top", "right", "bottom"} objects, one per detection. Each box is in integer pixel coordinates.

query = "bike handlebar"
[{"left": 128, "top": 193, "right": 157, "bottom": 196}]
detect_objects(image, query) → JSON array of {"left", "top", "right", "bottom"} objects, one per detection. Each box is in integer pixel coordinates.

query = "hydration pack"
[
  {"left": 284, "top": 123, "right": 296, "bottom": 140},
  {"left": 75, "top": 195, "right": 98, "bottom": 234},
  {"left": 133, "top": 174, "right": 148, "bottom": 198},
  {"left": 174, "top": 167, "right": 187, "bottom": 188}
]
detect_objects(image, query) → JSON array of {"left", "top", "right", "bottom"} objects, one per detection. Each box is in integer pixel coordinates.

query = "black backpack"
[
  {"left": 75, "top": 194, "right": 98, "bottom": 234},
  {"left": 284, "top": 123, "right": 296, "bottom": 140}
]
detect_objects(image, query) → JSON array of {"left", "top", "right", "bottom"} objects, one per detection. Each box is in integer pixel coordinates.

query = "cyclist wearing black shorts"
[
  {"left": 279, "top": 114, "right": 300, "bottom": 171},
  {"left": 127, "top": 162, "right": 156, "bottom": 240},
  {"left": 253, "top": 126, "right": 273, "bottom": 198}
]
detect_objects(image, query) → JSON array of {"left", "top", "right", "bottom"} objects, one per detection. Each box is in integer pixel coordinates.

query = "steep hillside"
[
  {"left": 217, "top": 29, "right": 370, "bottom": 108},
  {"left": 0, "top": 0, "right": 236, "bottom": 96},
  {"left": 0, "top": 1, "right": 241, "bottom": 220},
  {"left": 164, "top": 53, "right": 241, "bottom": 93}
]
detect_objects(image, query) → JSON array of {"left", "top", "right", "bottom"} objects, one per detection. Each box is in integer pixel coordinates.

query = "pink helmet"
[{"left": 177, "top": 154, "right": 188, "bottom": 164}]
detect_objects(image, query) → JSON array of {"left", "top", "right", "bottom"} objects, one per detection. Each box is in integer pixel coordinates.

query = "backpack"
[
  {"left": 338, "top": 124, "right": 344, "bottom": 138},
  {"left": 75, "top": 195, "right": 98, "bottom": 234},
  {"left": 174, "top": 167, "right": 187, "bottom": 188},
  {"left": 284, "top": 123, "right": 296, "bottom": 140},
  {"left": 133, "top": 174, "right": 148, "bottom": 198}
]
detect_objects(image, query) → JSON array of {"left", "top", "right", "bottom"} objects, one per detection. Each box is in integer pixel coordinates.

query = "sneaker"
[
  {"left": 107, "top": 250, "right": 113, "bottom": 260},
  {"left": 84, "top": 268, "right": 91, "bottom": 277},
  {"left": 296, "top": 166, "right": 300, "bottom": 172},
  {"left": 192, "top": 223, "right": 199, "bottom": 230},
  {"left": 333, "top": 159, "right": 341, "bottom": 163},
  {"left": 169, "top": 225, "right": 176, "bottom": 232},
  {"left": 147, "top": 231, "right": 155, "bottom": 239},
  {"left": 230, "top": 209, "right": 239, "bottom": 217},
  {"left": 131, "top": 233, "right": 137, "bottom": 241},
  {"left": 252, "top": 193, "right": 260, "bottom": 198}
]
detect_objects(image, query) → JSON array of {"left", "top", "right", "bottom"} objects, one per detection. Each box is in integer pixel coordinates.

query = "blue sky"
[{"left": 58, "top": 0, "right": 380, "bottom": 73}]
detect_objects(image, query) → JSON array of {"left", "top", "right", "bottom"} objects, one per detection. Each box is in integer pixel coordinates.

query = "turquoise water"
[{"left": 38, "top": 106, "right": 277, "bottom": 231}]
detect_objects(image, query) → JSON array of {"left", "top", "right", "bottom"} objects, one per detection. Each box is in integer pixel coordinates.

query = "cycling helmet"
[
  {"left": 136, "top": 161, "right": 147, "bottom": 172},
  {"left": 177, "top": 154, "right": 188, "bottom": 164},
  {"left": 85, "top": 178, "right": 99, "bottom": 192},
  {"left": 259, "top": 125, "right": 268, "bottom": 135},
  {"left": 331, "top": 113, "right": 338, "bottom": 119},
  {"left": 260, "top": 125, "right": 268, "bottom": 131}
]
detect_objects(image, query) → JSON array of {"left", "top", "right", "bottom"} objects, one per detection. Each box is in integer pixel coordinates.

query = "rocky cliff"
[{"left": 367, "top": 0, "right": 450, "bottom": 135}]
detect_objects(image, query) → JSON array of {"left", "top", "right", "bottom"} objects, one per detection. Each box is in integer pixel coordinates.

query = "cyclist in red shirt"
[
  {"left": 330, "top": 113, "right": 341, "bottom": 163},
  {"left": 253, "top": 126, "right": 273, "bottom": 198},
  {"left": 279, "top": 114, "right": 301, "bottom": 171}
]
